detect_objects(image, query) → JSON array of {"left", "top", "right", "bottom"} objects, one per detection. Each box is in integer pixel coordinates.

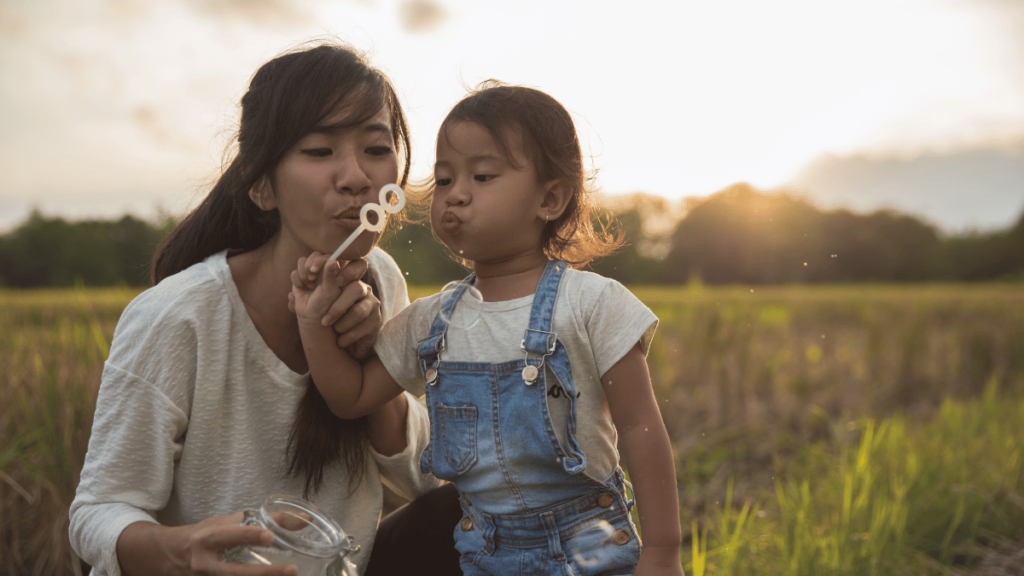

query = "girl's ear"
[
  {"left": 248, "top": 177, "right": 278, "bottom": 211},
  {"left": 538, "top": 179, "right": 571, "bottom": 222}
]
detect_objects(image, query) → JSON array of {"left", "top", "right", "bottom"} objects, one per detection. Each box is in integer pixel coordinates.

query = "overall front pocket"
[{"left": 437, "top": 403, "right": 478, "bottom": 475}]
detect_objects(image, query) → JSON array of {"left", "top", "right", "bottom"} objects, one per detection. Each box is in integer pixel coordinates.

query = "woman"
[{"left": 69, "top": 42, "right": 460, "bottom": 576}]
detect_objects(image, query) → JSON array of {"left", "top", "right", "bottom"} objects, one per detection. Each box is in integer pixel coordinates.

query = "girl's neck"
[{"left": 472, "top": 254, "right": 549, "bottom": 302}]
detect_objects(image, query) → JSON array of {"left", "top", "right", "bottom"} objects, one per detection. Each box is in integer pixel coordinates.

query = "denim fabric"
[
  {"left": 455, "top": 470, "right": 640, "bottom": 576},
  {"left": 416, "top": 261, "right": 641, "bottom": 575}
]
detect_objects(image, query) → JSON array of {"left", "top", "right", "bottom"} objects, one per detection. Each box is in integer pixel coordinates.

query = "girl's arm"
[
  {"left": 291, "top": 255, "right": 405, "bottom": 420},
  {"left": 365, "top": 391, "right": 408, "bottom": 456},
  {"left": 603, "top": 343, "right": 685, "bottom": 576}
]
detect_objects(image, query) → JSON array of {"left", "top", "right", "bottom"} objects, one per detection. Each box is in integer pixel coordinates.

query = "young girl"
[{"left": 293, "top": 84, "right": 684, "bottom": 576}]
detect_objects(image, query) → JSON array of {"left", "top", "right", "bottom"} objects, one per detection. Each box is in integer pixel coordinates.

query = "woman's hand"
[
  {"left": 289, "top": 253, "right": 382, "bottom": 361},
  {"left": 330, "top": 285, "right": 381, "bottom": 361},
  {"left": 117, "top": 515, "right": 298, "bottom": 576}
]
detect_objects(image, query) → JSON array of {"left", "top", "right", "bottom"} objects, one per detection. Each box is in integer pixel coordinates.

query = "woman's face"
[{"left": 265, "top": 105, "right": 400, "bottom": 261}]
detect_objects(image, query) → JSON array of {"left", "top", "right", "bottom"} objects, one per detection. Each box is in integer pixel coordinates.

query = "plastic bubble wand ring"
[{"left": 328, "top": 184, "right": 406, "bottom": 263}]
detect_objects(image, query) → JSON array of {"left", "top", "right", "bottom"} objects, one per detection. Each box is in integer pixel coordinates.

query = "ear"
[
  {"left": 538, "top": 179, "right": 571, "bottom": 222},
  {"left": 248, "top": 177, "right": 278, "bottom": 211}
]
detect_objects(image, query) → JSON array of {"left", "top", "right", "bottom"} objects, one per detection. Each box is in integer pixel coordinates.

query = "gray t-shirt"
[{"left": 375, "top": 267, "right": 658, "bottom": 485}]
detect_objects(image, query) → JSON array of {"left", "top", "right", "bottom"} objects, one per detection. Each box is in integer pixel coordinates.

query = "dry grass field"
[{"left": 3, "top": 283, "right": 1023, "bottom": 575}]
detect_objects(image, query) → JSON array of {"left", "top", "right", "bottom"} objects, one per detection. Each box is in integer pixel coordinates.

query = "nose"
[
  {"left": 445, "top": 178, "right": 471, "bottom": 207},
  {"left": 333, "top": 149, "right": 372, "bottom": 196}
]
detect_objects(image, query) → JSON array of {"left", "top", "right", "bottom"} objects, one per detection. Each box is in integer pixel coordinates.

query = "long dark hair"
[
  {"left": 438, "top": 82, "right": 622, "bottom": 268},
  {"left": 151, "top": 42, "right": 411, "bottom": 497}
]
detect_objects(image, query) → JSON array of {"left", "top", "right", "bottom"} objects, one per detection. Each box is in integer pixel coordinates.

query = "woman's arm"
[
  {"left": 603, "top": 343, "right": 685, "bottom": 576},
  {"left": 70, "top": 295, "right": 300, "bottom": 576},
  {"left": 116, "top": 516, "right": 294, "bottom": 576}
]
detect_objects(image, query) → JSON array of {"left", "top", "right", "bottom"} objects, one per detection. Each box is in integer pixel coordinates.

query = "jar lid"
[{"left": 257, "top": 494, "right": 356, "bottom": 559}]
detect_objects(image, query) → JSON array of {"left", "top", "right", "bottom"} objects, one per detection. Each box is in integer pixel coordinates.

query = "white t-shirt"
[
  {"left": 69, "top": 248, "right": 441, "bottom": 576},
  {"left": 375, "top": 266, "right": 658, "bottom": 487}
]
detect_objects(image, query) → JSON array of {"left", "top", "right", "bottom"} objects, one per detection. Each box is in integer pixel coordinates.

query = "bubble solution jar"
[{"left": 222, "top": 494, "right": 359, "bottom": 576}]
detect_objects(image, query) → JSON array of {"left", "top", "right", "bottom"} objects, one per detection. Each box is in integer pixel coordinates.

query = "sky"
[{"left": 2, "top": 0, "right": 1023, "bottom": 233}]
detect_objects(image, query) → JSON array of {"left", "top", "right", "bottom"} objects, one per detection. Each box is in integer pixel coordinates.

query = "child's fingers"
[
  {"left": 305, "top": 253, "right": 329, "bottom": 281},
  {"left": 287, "top": 291, "right": 296, "bottom": 313},
  {"left": 294, "top": 256, "right": 316, "bottom": 290}
]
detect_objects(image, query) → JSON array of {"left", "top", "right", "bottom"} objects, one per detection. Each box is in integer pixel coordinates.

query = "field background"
[{"left": 2, "top": 284, "right": 1023, "bottom": 575}]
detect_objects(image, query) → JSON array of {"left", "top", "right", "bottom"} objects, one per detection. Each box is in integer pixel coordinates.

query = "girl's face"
[
  {"left": 265, "top": 106, "right": 399, "bottom": 260},
  {"left": 431, "top": 121, "right": 550, "bottom": 265}
]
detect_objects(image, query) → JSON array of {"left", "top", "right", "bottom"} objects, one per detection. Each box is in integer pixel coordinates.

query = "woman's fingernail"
[{"left": 321, "top": 317, "right": 330, "bottom": 326}]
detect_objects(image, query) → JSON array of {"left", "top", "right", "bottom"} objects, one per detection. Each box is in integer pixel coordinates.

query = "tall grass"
[
  {"left": 633, "top": 283, "right": 1024, "bottom": 520},
  {"left": 686, "top": 382, "right": 1024, "bottom": 575},
  {"left": 1, "top": 288, "right": 138, "bottom": 576},
  {"left": 4, "top": 284, "right": 1024, "bottom": 575}
]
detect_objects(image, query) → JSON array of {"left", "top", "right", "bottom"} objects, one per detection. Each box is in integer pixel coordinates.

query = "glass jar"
[{"left": 222, "top": 494, "right": 359, "bottom": 576}]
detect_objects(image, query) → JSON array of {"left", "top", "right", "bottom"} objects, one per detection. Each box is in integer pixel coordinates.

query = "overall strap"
[
  {"left": 418, "top": 273, "right": 476, "bottom": 370},
  {"left": 520, "top": 261, "right": 588, "bottom": 475},
  {"left": 521, "top": 261, "right": 567, "bottom": 355}
]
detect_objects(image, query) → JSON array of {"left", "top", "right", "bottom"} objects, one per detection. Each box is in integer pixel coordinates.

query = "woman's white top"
[{"left": 69, "top": 248, "right": 440, "bottom": 576}]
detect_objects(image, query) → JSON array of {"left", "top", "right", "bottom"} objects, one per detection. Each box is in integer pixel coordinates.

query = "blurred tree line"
[
  {"left": 1, "top": 184, "right": 1022, "bottom": 288},
  {"left": 0, "top": 210, "right": 174, "bottom": 287}
]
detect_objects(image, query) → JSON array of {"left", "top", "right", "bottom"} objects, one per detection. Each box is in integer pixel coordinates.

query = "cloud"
[
  {"left": 789, "top": 142, "right": 1024, "bottom": 232},
  {"left": 0, "top": 5, "right": 30, "bottom": 40},
  {"left": 181, "top": 0, "right": 314, "bottom": 26},
  {"left": 399, "top": 0, "right": 446, "bottom": 33}
]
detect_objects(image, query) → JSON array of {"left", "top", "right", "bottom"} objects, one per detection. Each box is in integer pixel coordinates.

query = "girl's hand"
[
  {"left": 289, "top": 254, "right": 365, "bottom": 325},
  {"left": 288, "top": 254, "right": 381, "bottom": 360},
  {"left": 117, "top": 514, "right": 298, "bottom": 576}
]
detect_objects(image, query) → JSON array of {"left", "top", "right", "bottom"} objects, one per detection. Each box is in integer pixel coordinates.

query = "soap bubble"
[
  {"left": 436, "top": 280, "right": 484, "bottom": 333},
  {"left": 569, "top": 519, "right": 616, "bottom": 570}
]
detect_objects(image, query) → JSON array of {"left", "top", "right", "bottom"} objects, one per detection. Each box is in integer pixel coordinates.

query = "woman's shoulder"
[
  {"left": 365, "top": 246, "right": 400, "bottom": 276},
  {"left": 109, "top": 253, "right": 234, "bottom": 367},
  {"left": 365, "top": 247, "right": 410, "bottom": 321},
  {"left": 101, "top": 253, "right": 236, "bottom": 392},
  {"left": 121, "top": 253, "right": 228, "bottom": 325}
]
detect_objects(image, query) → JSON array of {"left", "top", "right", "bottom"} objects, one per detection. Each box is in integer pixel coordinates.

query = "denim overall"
[{"left": 417, "top": 261, "right": 641, "bottom": 576}]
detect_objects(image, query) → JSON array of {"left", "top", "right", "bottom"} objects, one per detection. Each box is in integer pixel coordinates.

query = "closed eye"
[
  {"left": 367, "top": 146, "right": 393, "bottom": 156},
  {"left": 435, "top": 177, "right": 453, "bottom": 187},
  {"left": 301, "top": 148, "right": 332, "bottom": 158},
  {"left": 474, "top": 174, "right": 495, "bottom": 183}
]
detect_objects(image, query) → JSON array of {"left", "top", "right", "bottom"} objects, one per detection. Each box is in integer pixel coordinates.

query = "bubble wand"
[{"left": 328, "top": 184, "right": 406, "bottom": 263}]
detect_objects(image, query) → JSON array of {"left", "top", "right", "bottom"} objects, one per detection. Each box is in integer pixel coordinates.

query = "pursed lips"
[
  {"left": 332, "top": 207, "right": 363, "bottom": 230},
  {"left": 439, "top": 210, "right": 461, "bottom": 233}
]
